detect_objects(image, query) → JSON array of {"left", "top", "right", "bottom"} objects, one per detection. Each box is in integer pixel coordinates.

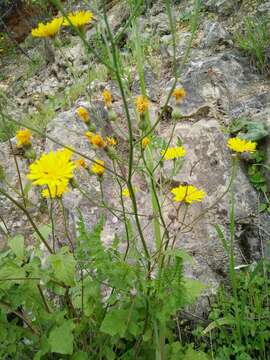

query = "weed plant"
[{"left": 0, "top": 1, "right": 269, "bottom": 359}]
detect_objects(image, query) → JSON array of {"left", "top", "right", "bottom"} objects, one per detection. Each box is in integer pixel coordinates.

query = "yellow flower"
[
  {"left": 88, "top": 133, "right": 106, "bottom": 148},
  {"left": 136, "top": 96, "right": 148, "bottom": 114},
  {"left": 27, "top": 148, "right": 75, "bottom": 188},
  {"left": 42, "top": 182, "right": 69, "bottom": 198},
  {"left": 161, "top": 146, "right": 186, "bottom": 160},
  {"left": 63, "top": 10, "right": 93, "bottom": 28},
  {"left": 76, "top": 106, "right": 90, "bottom": 123},
  {"left": 142, "top": 137, "right": 150, "bottom": 149},
  {"left": 227, "top": 137, "right": 257, "bottom": 153},
  {"left": 16, "top": 129, "right": 32, "bottom": 147},
  {"left": 106, "top": 136, "right": 117, "bottom": 147},
  {"left": 171, "top": 185, "right": 205, "bottom": 204},
  {"left": 173, "top": 87, "right": 186, "bottom": 103},
  {"left": 122, "top": 187, "right": 138, "bottom": 198},
  {"left": 31, "top": 17, "right": 63, "bottom": 37},
  {"left": 75, "top": 158, "right": 87, "bottom": 169},
  {"left": 102, "top": 89, "right": 112, "bottom": 107},
  {"left": 91, "top": 159, "right": 105, "bottom": 176}
]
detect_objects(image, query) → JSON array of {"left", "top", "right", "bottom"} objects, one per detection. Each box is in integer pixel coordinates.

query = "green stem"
[{"left": 0, "top": 187, "right": 53, "bottom": 253}]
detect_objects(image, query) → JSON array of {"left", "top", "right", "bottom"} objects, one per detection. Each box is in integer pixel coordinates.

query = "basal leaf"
[{"left": 48, "top": 320, "right": 75, "bottom": 355}]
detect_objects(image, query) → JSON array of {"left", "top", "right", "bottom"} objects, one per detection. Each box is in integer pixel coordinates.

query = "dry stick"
[{"left": 0, "top": 187, "right": 53, "bottom": 253}]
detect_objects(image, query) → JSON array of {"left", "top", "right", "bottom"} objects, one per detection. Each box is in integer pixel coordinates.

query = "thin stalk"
[{"left": 0, "top": 187, "right": 53, "bottom": 254}]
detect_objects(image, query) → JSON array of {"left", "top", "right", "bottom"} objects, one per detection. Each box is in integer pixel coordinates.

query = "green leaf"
[
  {"left": 202, "top": 317, "right": 232, "bottom": 335},
  {"left": 48, "top": 320, "right": 75, "bottom": 355},
  {"left": 183, "top": 347, "right": 209, "bottom": 360},
  {"left": 0, "top": 261, "right": 25, "bottom": 288},
  {"left": 49, "top": 247, "right": 76, "bottom": 286},
  {"left": 100, "top": 308, "right": 129, "bottom": 337},
  {"left": 8, "top": 235, "right": 24, "bottom": 259},
  {"left": 34, "top": 224, "right": 52, "bottom": 243},
  {"left": 71, "top": 351, "right": 88, "bottom": 360},
  {"left": 184, "top": 278, "right": 206, "bottom": 304}
]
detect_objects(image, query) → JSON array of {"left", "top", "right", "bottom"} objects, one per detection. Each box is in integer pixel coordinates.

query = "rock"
[
  {"left": 132, "top": 65, "right": 160, "bottom": 102},
  {"left": 202, "top": 0, "right": 241, "bottom": 15},
  {"left": 161, "top": 119, "right": 266, "bottom": 278},
  {"left": 258, "top": 2, "right": 270, "bottom": 13},
  {"left": 201, "top": 21, "right": 231, "bottom": 48},
  {"left": 150, "top": 12, "right": 170, "bottom": 35}
]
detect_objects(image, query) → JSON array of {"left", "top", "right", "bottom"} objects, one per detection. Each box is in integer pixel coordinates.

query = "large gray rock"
[
  {"left": 161, "top": 119, "right": 266, "bottom": 277},
  {"left": 203, "top": 0, "right": 241, "bottom": 15},
  {"left": 201, "top": 21, "right": 231, "bottom": 48}
]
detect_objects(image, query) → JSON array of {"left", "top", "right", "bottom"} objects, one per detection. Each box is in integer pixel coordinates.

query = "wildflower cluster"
[{"left": 31, "top": 10, "right": 93, "bottom": 38}]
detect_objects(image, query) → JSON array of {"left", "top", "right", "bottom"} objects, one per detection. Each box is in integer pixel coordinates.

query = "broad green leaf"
[
  {"left": 71, "top": 351, "right": 88, "bottom": 360},
  {"left": 184, "top": 278, "right": 206, "bottom": 304},
  {"left": 49, "top": 247, "right": 76, "bottom": 286},
  {"left": 0, "top": 261, "right": 25, "bottom": 288},
  {"left": 183, "top": 347, "right": 209, "bottom": 360},
  {"left": 100, "top": 308, "right": 129, "bottom": 337},
  {"left": 34, "top": 224, "right": 52, "bottom": 243},
  {"left": 8, "top": 235, "right": 24, "bottom": 259},
  {"left": 48, "top": 320, "right": 75, "bottom": 355}
]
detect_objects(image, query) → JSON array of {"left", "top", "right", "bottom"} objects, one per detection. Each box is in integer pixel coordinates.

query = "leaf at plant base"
[
  {"left": 48, "top": 320, "right": 75, "bottom": 355},
  {"left": 34, "top": 224, "right": 52, "bottom": 243},
  {"left": 100, "top": 308, "right": 129, "bottom": 337},
  {"left": 71, "top": 351, "right": 89, "bottom": 360},
  {"left": 184, "top": 278, "right": 206, "bottom": 304},
  {"left": 241, "top": 122, "right": 268, "bottom": 141},
  {"left": 0, "top": 261, "right": 25, "bottom": 289},
  {"left": 183, "top": 347, "right": 209, "bottom": 360},
  {"left": 49, "top": 247, "right": 76, "bottom": 286},
  {"left": 8, "top": 235, "right": 24, "bottom": 259}
]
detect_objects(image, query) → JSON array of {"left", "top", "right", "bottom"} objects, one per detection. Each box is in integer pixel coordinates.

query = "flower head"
[
  {"left": 75, "top": 158, "right": 87, "bottom": 169},
  {"left": 91, "top": 159, "right": 105, "bottom": 176},
  {"left": 32, "top": 17, "right": 63, "bottom": 37},
  {"left": 122, "top": 187, "right": 138, "bottom": 198},
  {"left": 142, "top": 137, "right": 150, "bottom": 149},
  {"left": 106, "top": 137, "right": 117, "bottom": 147},
  {"left": 76, "top": 106, "right": 90, "bottom": 123},
  {"left": 42, "top": 182, "right": 69, "bottom": 198},
  {"left": 136, "top": 96, "right": 148, "bottom": 114},
  {"left": 27, "top": 148, "right": 75, "bottom": 189},
  {"left": 102, "top": 89, "right": 112, "bottom": 107},
  {"left": 63, "top": 10, "right": 93, "bottom": 28},
  {"left": 173, "top": 87, "right": 186, "bottom": 103},
  {"left": 171, "top": 185, "right": 205, "bottom": 204},
  {"left": 85, "top": 132, "right": 106, "bottom": 148},
  {"left": 227, "top": 137, "right": 257, "bottom": 153},
  {"left": 16, "top": 129, "right": 32, "bottom": 147},
  {"left": 161, "top": 146, "right": 186, "bottom": 160}
]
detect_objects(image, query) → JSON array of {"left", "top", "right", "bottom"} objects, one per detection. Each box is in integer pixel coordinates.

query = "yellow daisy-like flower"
[
  {"left": 136, "top": 95, "right": 148, "bottom": 114},
  {"left": 27, "top": 148, "right": 75, "bottom": 188},
  {"left": 88, "top": 133, "right": 106, "bottom": 148},
  {"left": 75, "top": 158, "right": 87, "bottom": 169},
  {"left": 102, "top": 89, "right": 112, "bottom": 107},
  {"left": 141, "top": 137, "right": 150, "bottom": 149},
  {"left": 171, "top": 185, "right": 205, "bottom": 204},
  {"left": 91, "top": 159, "right": 105, "bottom": 176},
  {"left": 42, "top": 182, "right": 69, "bottom": 198},
  {"left": 76, "top": 106, "right": 90, "bottom": 123},
  {"left": 227, "top": 137, "right": 257, "bottom": 153},
  {"left": 31, "top": 17, "right": 63, "bottom": 38},
  {"left": 161, "top": 146, "right": 186, "bottom": 160},
  {"left": 63, "top": 10, "right": 93, "bottom": 28},
  {"left": 173, "top": 87, "right": 186, "bottom": 103},
  {"left": 16, "top": 129, "right": 32, "bottom": 147},
  {"left": 122, "top": 187, "right": 138, "bottom": 198},
  {"left": 106, "top": 137, "right": 117, "bottom": 147}
]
